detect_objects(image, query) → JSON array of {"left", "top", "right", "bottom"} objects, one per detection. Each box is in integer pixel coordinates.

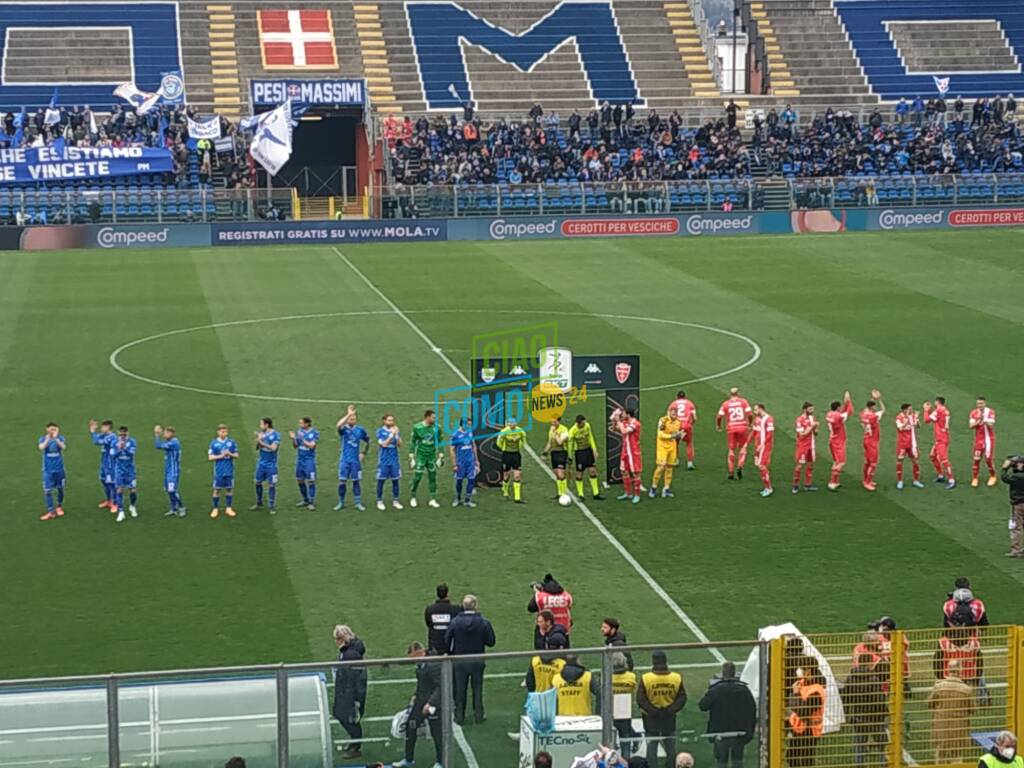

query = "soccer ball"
[{"left": 558, "top": 494, "right": 572, "bottom": 506}]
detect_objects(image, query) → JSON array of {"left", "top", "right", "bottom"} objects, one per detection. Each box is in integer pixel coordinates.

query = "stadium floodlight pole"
[
  {"left": 105, "top": 676, "right": 120, "bottom": 768},
  {"left": 732, "top": 0, "right": 740, "bottom": 94},
  {"left": 440, "top": 658, "right": 455, "bottom": 768},
  {"left": 600, "top": 645, "right": 615, "bottom": 747},
  {"left": 275, "top": 665, "right": 289, "bottom": 768}
]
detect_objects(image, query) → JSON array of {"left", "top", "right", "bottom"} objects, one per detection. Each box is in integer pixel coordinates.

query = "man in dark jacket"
[
  {"left": 841, "top": 654, "right": 887, "bottom": 767},
  {"left": 536, "top": 610, "right": 570, "bottom": 650},
  {"left": 699, "top": 662, "right": 758, "bottom": 768},
  {"left": 332, "top": 624, "right": 368, "bottom": 760},
  {"left": 1001, "top": 456, "right": 1024, "bottom": 557},
  {"left": 392, "top": 642, "right": 443, "bottom": 768},
  {"left": 602, "top": 617, "right": 634, "bottom": 670},
  {"left": 445, "top": 594, "right": 496, "bottom": 724},
  {"left": 425, "top": 582, "right": 462, "bottom": 653},
  {"left": 638, "top": 650, "right": 687, "bottom": 768}
]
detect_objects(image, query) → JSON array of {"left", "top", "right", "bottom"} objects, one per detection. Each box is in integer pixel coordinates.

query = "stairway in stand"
[{"left": 760, "top": 178, "right": 792, "bottom": 210}]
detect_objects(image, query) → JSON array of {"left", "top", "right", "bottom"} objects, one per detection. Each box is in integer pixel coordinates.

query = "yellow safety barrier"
[{"left": 769, "top": 627, "right": 1018, "bottom": 768}]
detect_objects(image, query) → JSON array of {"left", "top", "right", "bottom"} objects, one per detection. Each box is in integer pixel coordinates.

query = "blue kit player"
[
  {"left": 375, "top": 413, "right": 403, "bottom": 511},
  {"left": 154, "top": 425, "right": 186, "bottom": 518},
  {"left": 38, "top": 422, "right": 67, "bottom": 521},
  {"left": 252, "top": 418, "right": 281, "bottom": 515},
  {"left": 448, "top": 418, "right": 480, "bottom": 507},
  {"left": 89, "top": 418, "right": 116, "bottom": 510},
  {"left": 290, "top": 417, "right": 319, "bottom": 510},
  {"left": 208, "top": 424, "right": 239, "bottom": 519},
  {"left": 334, "top": 405, "right": 370, "bottom": 511},
  {"left": 109, "top": 425, "right": 138, "bottom": 523}
]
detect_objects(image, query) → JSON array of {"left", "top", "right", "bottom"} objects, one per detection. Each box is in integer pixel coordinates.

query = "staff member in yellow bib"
[
  {"left": 526, "top": 623, "right": 569, "bottom": 693},
  {"left": 553, "top": 654, "right": 599, "bottom": 716},
  {"left": 638, "top": 650, "right": 688, "bottom": 768},
  {"left": 650, "top": 407, "right": 684, "bottom": 498},
  {"left": 612, "top": 652, "right": 639, "bottom": 757},
  {"left": 497, "top": 419, "right": 527, "bottom": 503},
  {"left": 979, "top": 732, "right": 1023, "bottom": 768},
  {"left": 543, "top": 416, "right": 571, "bottom": 499}
]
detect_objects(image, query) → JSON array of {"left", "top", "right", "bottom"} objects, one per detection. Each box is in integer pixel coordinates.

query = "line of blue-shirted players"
[{"left": 38, "top": 406, "right": 481, "bottom": 522}]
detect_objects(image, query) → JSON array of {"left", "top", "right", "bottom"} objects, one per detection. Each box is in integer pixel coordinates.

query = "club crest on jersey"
[{"left": 615, "top": 362, "right": 631, "bottom": 384}]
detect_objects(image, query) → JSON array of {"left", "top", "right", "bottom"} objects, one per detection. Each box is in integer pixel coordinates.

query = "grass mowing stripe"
[{"left": 331, "top": 246, "right": 728, "bottom": 663}]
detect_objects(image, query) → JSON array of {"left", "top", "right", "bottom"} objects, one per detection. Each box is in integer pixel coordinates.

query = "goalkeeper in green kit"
[{"left": 409, "top": 409, "right": 444, "bottom": 508}]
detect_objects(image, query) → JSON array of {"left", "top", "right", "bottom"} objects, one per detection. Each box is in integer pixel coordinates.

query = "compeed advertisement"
[
  {"left": 20, "top": 224, "right": 211, "bottom": 250},
  {"left": 212, "top": 219, "right": 447, "bottom": 245},
  {"left": 250, "top": 79, "right": 365, "bottom": 107}
]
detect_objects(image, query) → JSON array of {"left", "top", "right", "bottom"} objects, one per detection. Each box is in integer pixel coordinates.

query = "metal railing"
[
  {"left": 380, "top": 173, "right": 1024, "bottom": 217},
  {"left": 0, "top": 639, "right": 764, "bottom": 768}
]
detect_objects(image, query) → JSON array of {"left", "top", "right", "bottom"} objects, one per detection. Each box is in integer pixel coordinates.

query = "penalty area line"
[{"left": 330, "top": 246, "right": 726, "bottom": 665}]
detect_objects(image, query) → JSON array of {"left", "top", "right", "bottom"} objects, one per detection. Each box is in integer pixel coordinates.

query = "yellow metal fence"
[{"left": 769, "top": 627, "right": 1023, "bottom": 768}]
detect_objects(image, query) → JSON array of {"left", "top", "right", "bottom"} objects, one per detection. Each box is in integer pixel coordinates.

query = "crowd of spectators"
[{"left": 385, "top": 96, "right": 1023, "bottom": 193}]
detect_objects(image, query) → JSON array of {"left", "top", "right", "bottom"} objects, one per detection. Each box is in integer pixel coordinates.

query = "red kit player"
[
  {"left": 612, "top": 408, "right": 643, "bottom": 503},
  {"left": 968, "top": 397, "right": 997, "bottom": 487},
  {"left": 923, "top": 397, "right": 956, "bottom": 489},
  {"left": 715, "top": 387, "right": 752, "bottom": 480},
  {"left": 752, "top": 403, "right": 774, "bottom": 497},
  {"left": 669, "top": 390, "right": 698, "bottom": 470},
  {"left": 792, "top": 402, "right": 819, "bottom": 493},
  {"left": 894, "top": 403, "right": 925, "bottom": 490},
  {"left": 825, "top": 392, "right": 854, "bottom": 491},
  {"left": 860, "top": 389, "right": 885, "bottom": 491}
]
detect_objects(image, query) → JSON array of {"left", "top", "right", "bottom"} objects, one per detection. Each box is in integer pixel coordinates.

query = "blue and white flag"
[
  {"left": 187, "top": 115, "right": 221, "bottom": 140},
  {"left": 114, "top": 82, "right": 160, "bottom": 115},
  {"left": 249, "top": 100, "right": 293, "bottom": 175},
  {"left": 158, "top": 70, "right": 185, "bottom": 104},
  {"left": 11, "top": 107, "right": 25, "bottom": 147},
  {"left": 43, "top": 89, "right": 61, "bottom": 126},
  {"left": 933, "top": 75, "right": 950, "bottom": 96}
]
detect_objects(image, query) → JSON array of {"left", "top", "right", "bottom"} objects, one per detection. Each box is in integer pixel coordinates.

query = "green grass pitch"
[{"left": 1, "top": 228, "right": 1022, "bottom": 767}]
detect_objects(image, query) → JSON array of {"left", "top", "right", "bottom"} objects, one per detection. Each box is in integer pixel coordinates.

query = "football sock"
[
  {"left": 338, "top": 483, "right": 347, "bottom": 505},
  {"left": 686, "top": 442, "right": 695, "bottom": 462},
  {"left": 299, "top": 482, "right": 309, "bottom": 502},
  {"left": 427, "top": 470, "right": 437, "bottom": 495},
  {"left": 589, "top": 476, "right": 600, "bottom": 496},
  {"left": 115, "top": 491, "right": 124, "bottom": 509},
  {"left": 576, "top": 479, "right": 585, "bottom": 496},
  {"left": 986, "top": 458, "right": 996, "bottom": 475},
  {"left": 663, "top": 467, "right": 673, "bottom": 489},
  {"left": 972, "top": 459, "right": 981, "bottom": 480},
  {"left": 129, "top": 492, "right": 137, "bottom": 506},
  {"left": 761, "top": 467, "right": 772, "bottom": 490},
  {"left": 931, "top": 455, "right": 944, "bottom": 475},
  {"left": 44, "top": 490, "right": 54, "bottom": 512},
  {"left": 502, "top": 480, "right": 510, "bottom": 497},
  {"left": 727, "top": 452, "right": 736, "bottom": 474},
  {"left": 268, "top": 485, "right": 276, "bottom": 507},
  {"left": 167, "top": 491, "right": 177, "bottom": 510},
  {"left": 738, "top": 448, "right": 748, "bottom": 469},
  {"left": 513, "top": 481, "right": 522, "bottom": 501},
  {"left": 57, "top": 488, "right": 64, "bottom": 505},
  {"left": 455, "top": 479, "right": 464, "bottom": 498},
  {"left": 391, "top": 479, "right": 400, "bottom": 499},
  {"left": 376, "top": 479, "right": 385, "bottom": 501},
  {"left": 804, "top": 464, "right": 813, "bottom": 485},
  {"left": 944, "top": 463, "right": 954, "bottom": 481},
  {"left": 225, "top": 493, "right": 233, "bottom": 508},
  {"left": 411, "top": 469, "right": 423, "bottom": 493},
  {"left": 912, "top": 462, "right": 920, "bottom": 481},
  {"left": 624, "top": 475, "right": 634, "bottom": 495},
  {"left": 104, "top": 483, "right": 114, "bottom": 502},
  {"left": 830, "top": 468, "right": 839, "bottom": 485},
  {"left": 652, "top": 466, "right": 664, "bottom": 488},
  {"left": 255, "top": 484, "right": 264, "bottom": 505},
  {"left": 351, "top": 481, "right": 360, "bottom": 502},
  {"left": 307, "top": 483, "right": 316, "bottom": 502},
  {"left": 465, "top": 478, "right": 475, "bottom": 499},
  {"left": 792, "top": 467, "right": 801, "bottom": 485},
  {"left": 896, "top": 462, "right": 904, "bottom": 482},
  {"left": 211, "top": 495, "right": 218, "bottom": 510}
]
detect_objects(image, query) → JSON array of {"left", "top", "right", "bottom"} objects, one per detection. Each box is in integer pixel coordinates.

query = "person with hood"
[
  {"left": 392, "top": 641, "right": 443, "bottom": 768},
  {"left": 332, "top": 624, "right": 368, "bottom": 760},
  {"left": 699, "top": 661, "right": 757, "bottom": 768},
  {"left": 978, "top": 732, "right": 1022, "bottom": 768},
  {"left": 529, "top": 573, "right": 574, "bottom": 648},
  {"left": 612, "top": 652, "right": 639, "bottom": 757},
  {"left": 602, "top": 617, "right": 634, "bottom": 670},
  {"left": 424, "top": 582, "right": 461, "bottom": 654},
  {"left": 785, "top": 662, "right": 826, "bottom": 768},
  {"left": 445, "top": 594, "right": 496, "bottom": 724},
  {"left": 928, "top": 658, "right": 975, "bottom": 763},
  {"left": 638, "top": 650, "right": 687, "bottom": 768},
  {"left": 553, "top": 654, "right": 600, "bottom": 715},
  {"left": 841, "top": 653, "right": 888, "bottom": 766}
]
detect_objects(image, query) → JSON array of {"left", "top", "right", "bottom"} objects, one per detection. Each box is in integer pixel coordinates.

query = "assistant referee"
[
  {"left": 543, "top": 416, "right": 571, "bottom": 499},
  {"left": 497, "top": 418, "right": 527, "bottom": 503}
]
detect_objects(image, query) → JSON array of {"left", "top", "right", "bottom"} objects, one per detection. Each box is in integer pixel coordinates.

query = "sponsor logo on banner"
[
  {"left": 561, "top": 217, "right": 679, "bottom": 237},
  {"left": 480, "top": 367, "right": 496, "bottom": 383},
  {"left": 538, "top": 346, "right": 572, "bottom": 392},
  {"left": 615, "top": 362, "right": 631, "bottom": 384},
  {"left": 877, "top": 209, "right": 944, "bottom": 229},
  {"left": 251, "top": 79, "right": 364, "bottom": 107},
  {"left": 685, "top": 214, "right": 755, "bottom": 236},
  {"left": 948, "top": 208, "right": 1024, "bottom": 227},
  {"left": 584, "top": 363, "right": 602, "bottom": 374},
  {"left": 212, "top": 219, "right": 446, "bottom": 244},
  {"left": 488, "top": 218, "right": 558, "bottom": 240},
  {"left": 96, "top": 226, "right": 170, "bottom": 248},
  {"left": 257, "top": 9, "right": 338, "bottom": 70}
]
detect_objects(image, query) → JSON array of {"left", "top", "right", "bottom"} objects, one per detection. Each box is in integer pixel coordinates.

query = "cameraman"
[{"left": 1001, "top": 456, "right": 1024, "bottom": 558}]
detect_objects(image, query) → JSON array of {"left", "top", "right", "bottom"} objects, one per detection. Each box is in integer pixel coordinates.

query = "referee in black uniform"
[{"left": 543, "top": 416, "right": 571, "bottom": 499}]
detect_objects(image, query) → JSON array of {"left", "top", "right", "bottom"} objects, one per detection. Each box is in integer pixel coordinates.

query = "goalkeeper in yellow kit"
[{"left": 650, "top": 407, "right": 683, "bottom": 498}]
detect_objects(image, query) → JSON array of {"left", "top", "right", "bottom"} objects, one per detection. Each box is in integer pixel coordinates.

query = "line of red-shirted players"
[{"left": 666, "top": 388, "right": 999, "bottom": 498}]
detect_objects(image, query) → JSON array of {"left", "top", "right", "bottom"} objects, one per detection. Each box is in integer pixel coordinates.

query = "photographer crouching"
[{"left": 1001, "top": 455, "right": 1024, "bottom": 558}]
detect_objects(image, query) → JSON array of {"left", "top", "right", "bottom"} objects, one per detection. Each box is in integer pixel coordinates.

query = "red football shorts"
[
  {"left": 830, "top": 443, "right": 846, "bottom": 464},
  {"left": 794, "top": 444, "right": 815, "bottom": 463},
  {"left": 727, "top": 431, "right": 747, "bottom": 450},
  {"left": 973, "top": 436, "right": 994, "bottom": 459},
  {"left": 931, "top": 442, "right": 949, "bottom": 463},
  {"left": 896, "top": 442, "right": 919, "bottom": 460},
  {"left": 864, "top": 441, "right": 880, "bottom": 464},
  {"left": 755, "top": 445, "right": 772, "bottom": 467},
  {"left": 620, "top": 444, "right": 642, "bottom": 474}
]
